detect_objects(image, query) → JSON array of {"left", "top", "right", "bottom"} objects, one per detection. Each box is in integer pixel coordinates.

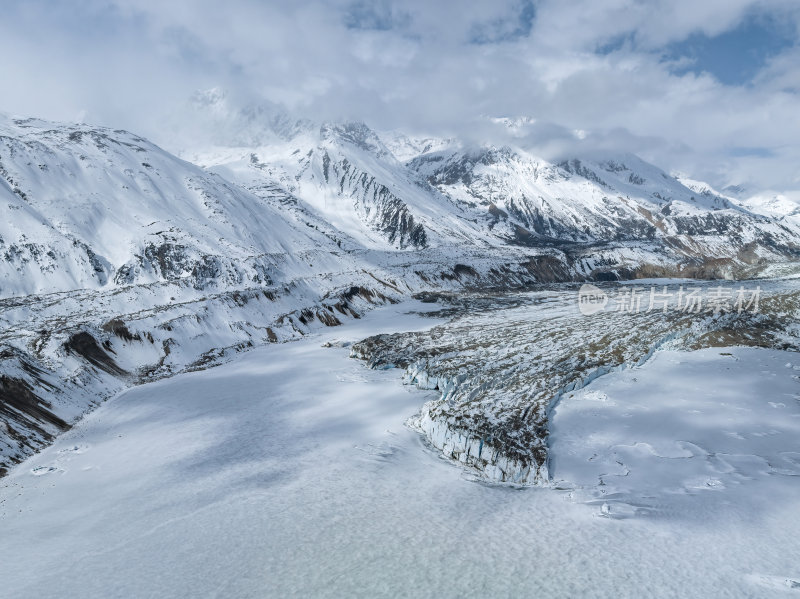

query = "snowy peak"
[
  {"left": 378, "top": 130, "right": 458, "bottom": 164},
  {"left": 570, "top": 154, "right": 743, "bottom": 213},
  {"left": 403, "top": 140, "right": 796, "bottom": 252},
  {"left": 198, "top": 120, "right": 485, "bottom": 251},
  {"left": 320, "top": 121, "right": 393, "bottom": 160},
  {"left": 0, "top": 115, "right": 342, "bottom": 296}
]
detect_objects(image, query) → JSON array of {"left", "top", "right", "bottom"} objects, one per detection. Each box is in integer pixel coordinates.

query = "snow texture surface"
[{"left": 1, "top": 303, "right": 799, "bottom": 598}]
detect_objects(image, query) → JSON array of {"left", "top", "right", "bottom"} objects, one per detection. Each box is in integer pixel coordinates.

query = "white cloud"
[{"left": 0, "top": 0, "right": 798, "bottom": 192}]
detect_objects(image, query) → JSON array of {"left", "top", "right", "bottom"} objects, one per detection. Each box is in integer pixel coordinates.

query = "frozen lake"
[{"left": 2, "top": 300, "right": 800, "bottom": 597}]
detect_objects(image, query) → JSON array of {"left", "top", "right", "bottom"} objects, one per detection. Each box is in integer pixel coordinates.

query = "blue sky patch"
[
  {"left": 344, "top": 1, "right": 409, "bottom": 32},
  {"left": 662, "top": 13, "right": 796, "bottom": 85},
  {"left": 468, "top": 0, "right": 536, "bottom": 44}
]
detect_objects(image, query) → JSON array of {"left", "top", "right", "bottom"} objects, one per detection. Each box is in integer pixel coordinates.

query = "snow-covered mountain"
[
  {"left": 406, "top": 143, "right": 800, "bottom": 260},
  {"left": 2, "top": 105, "right": 800, "bottom": 477},
  {"left": 181, "top": 93, "right": 800, "bottom": 281},
  {"left": 0, "top": 115, "right": 347, "bottom": 297}
]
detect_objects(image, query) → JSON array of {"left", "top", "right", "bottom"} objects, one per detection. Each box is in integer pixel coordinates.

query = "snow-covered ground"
[
  {"left": 551, "top": 347, "right": 800, "bottom": 510},
  {"left": 2, "top": 302, "right": 800, "bottom": 598}
]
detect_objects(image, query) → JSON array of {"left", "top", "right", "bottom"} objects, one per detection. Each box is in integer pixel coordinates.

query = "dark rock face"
[
  {"left": 520, "top": 255, "right": 575, "bottom": 283},
  {"left": 64, "top": 332, "right": 128, "bottom": 377},
  {"left": 142, "top": 242, "right": 193, "bottom": 279},
  {"left": 0, "top": 348, "right": 78, "bottom": 474},
  {"left": 191, "top": 255, "right": 227, "bottom": 289},
  {"left": 321, "top": 122, "right": 390, "bottom": 158},
  {"left": 558, "top": 159, "right": 610, "bottom": 188},
  {"left": 322, "top": 153, "right": 427, "bottom": 249},
  {"left": 0, "top": 375, "right": 68, "bottom": 440},
  {"left": 73, "top": 239, "right": 111, "bottom": 285},
  {"left": 114, "top": 243, "right": 252, "bottom": 289}
]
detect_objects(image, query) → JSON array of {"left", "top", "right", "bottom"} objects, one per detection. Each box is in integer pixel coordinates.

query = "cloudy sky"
[{"left": 1, "top": 0, "right": 798, "bottom": 192}]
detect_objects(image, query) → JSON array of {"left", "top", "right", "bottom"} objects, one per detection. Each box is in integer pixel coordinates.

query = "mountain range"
[{"left": 2, "top": 93, "right": 800, "bottom": 475}]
